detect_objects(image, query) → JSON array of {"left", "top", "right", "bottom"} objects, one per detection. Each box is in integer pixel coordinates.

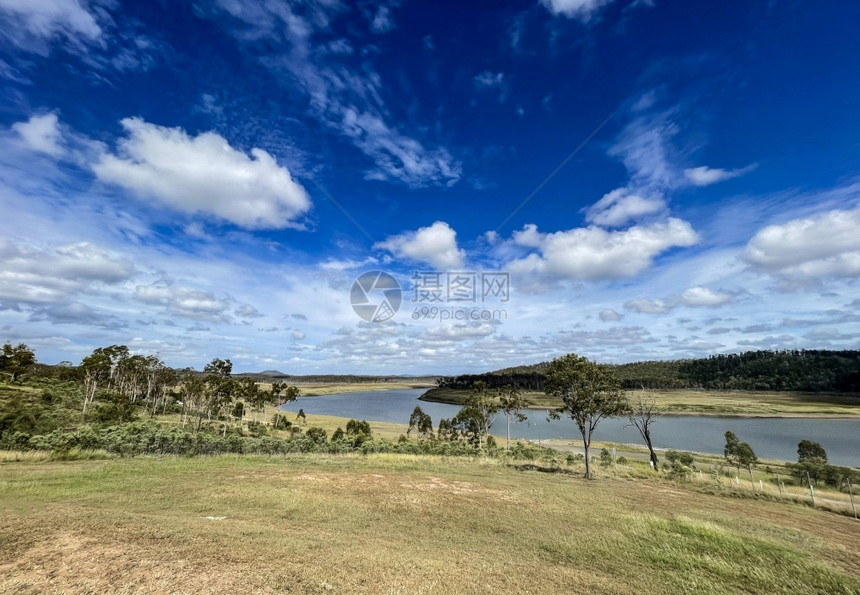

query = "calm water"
[{"left": 280, "top": 388, "right": 860, "bottom": 467}]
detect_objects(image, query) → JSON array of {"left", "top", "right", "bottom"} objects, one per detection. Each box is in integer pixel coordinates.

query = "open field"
[
  {"left": 421, "top": 388, "right": 860, "bottom": 417},
  {"left": 1, "top": 454, "right": 859, "bottom": 594}
]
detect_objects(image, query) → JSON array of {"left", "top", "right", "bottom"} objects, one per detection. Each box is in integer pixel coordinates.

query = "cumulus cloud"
[
  {"left": 624, "top": 298, "right": 671, "bottom": 314},
  {"left": 0, "top": 240, "right": 134, "bottom": 308},
  {"left": 506, "top": 218, "right": 698, "bottom": 280},
  {"left": 0, "top": 0, "right": 102, "bottom": 51},
  {"left": 7, "top": 111, "right": 101, "bottom": 164},
  {"left": 540, "top": 0, "right": 615, "bottom": 20},
  {"left": 599, "top": 308, "right": 624, "bottom": 322},
  {"left": 135, "top": 283, "right": 231, "bottom": 323},
  {"left": 684, "top": 164, "right": 756, "bottom": 186},
  {"left": 375, "top": 221, "right": 465, "bottom": 269},
  {"left": 585, "top": 187, "right": 666, "bottom": 226},
  {"left": 744, "top": 206, "right": 860, "bottom": 277},
  {"left": 235, "top": 304, "right": 262, "bottom": 318},
  {"left": 92, "top": 118, "right": 311, "bottom": 229},
  {"left": 28, "top": 302, "right": 125, "bottom": 329},
  {"left": 624, "top": 286, "right": 733, "bottom": 315},
  {"left": 678, "top": 286, "right": 734, "bottom": 307},
  {"left": 426, "top": 323, "right": 496, "bottom": 340},
  {"left": 12, "top": 112, "right": 63, "bottom": 156}
]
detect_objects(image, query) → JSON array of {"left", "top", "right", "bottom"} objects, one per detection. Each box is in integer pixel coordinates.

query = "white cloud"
[
  {"left": 12, "top": 112, "right": 63, "bottom": 156},
  {"left": 599, "top": 308, "right": 624, "bottom": 322},
  {"left": 426, "top": 323, "right": 496, "bottom": 340},
  {"left": 0, "top": 239, "right": 134, "bottom": 307},
  {"left": 370, "top": 5, "right": 394, "bottom": 33},
  {"left": 624, "top": 298, "right": 671, "bottom": 314},
  {"left": 92, "top": 118, "right": 311, "bottom": 229},
  {"left": 744, "top": 206, "right": 860, "bottom": 277},
  {"left": 235, "top": 304, "right": 262, "bottom": 318},
  {"left": 341, "top": 108, "right": 461, "bottom": 188},
  {"left": 684, "top": 164, "right": 756, "bottom": 186},
  {"left": 679, "top": 286, "right": 734, "bottom": 307},
  {"left": 623, "top": 286, "right": 732, "bottom": 314},
  {"left": 0, "top": 0, "right": 102, "bottom": 49},
  {"left": 375, "top": 221, "right": 465, "bottom": 269},
  {"left": 506, "top": 218, "right": 699, "bottom": 281},
  {"left": 608, "top": 111, "right": 681, "bottom": 189},
  {"left": 474, "top": 71, "right": 504, "bottom": 88},
  {"left": 585, "top": 187, "right": 666, "bottom": 226},
  {"left": 205, "top": 0, "right": 460, "bottom": 189},
  {"left": 135, "top": 283, "right": 231, "bottom": 323},
  {"left": 473, "top": 71, "right": 508, "bottom": 103},
  {"left": 541, "top": 0, "right": 615, "bottom": 21}
]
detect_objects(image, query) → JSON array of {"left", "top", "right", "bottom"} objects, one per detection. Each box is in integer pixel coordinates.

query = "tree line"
[{"left": 436, "top": 349, "right": 860, "bottom": 393}]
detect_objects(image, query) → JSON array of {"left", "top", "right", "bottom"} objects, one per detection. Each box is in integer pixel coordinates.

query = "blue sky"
[{"left": 1, "top": 0, "right": 859, "bottom": 374}]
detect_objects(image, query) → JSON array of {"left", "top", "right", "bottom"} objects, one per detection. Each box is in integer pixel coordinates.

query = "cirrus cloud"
[{"left": 684, "top": 164, "right": 756, "bottom": 187}]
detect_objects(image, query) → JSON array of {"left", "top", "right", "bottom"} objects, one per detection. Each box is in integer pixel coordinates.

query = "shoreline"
[{"left": 417, "top": 392, "right": 860, "bottom": 420}]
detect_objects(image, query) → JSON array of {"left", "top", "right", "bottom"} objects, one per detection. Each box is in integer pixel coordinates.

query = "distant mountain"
[{"left": 257, "top": 370, "right": 288, "bottom": 377}]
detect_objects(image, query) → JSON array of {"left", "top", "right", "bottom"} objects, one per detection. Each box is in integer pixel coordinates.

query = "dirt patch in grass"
[{"left": 0, "top": 530, "right": 271, "bottom": 595}]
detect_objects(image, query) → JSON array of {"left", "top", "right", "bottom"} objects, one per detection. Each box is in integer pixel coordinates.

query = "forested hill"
[{"left": 436, "top": 350, "right": 860, "bottom": 393}]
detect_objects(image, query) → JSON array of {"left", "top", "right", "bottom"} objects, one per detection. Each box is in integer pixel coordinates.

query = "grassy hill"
[{"left": 1, "top": 454, "right": 858, "bottom": 593}]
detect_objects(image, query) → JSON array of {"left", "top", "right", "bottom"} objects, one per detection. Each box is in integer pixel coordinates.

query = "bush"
[
  {"left": 665, "top": 450, "right": 695, "bottom": 467},
  {"left": 305, "top": 427, "right": 327, "bottom": 445},
  {"left": 600, "top": 448, "right": 613, "bottom": 467}
]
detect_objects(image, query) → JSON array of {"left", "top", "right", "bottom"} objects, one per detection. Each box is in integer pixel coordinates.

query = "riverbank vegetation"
[{"left": 438, "top": 349, "right": 860, "bottom": 393}]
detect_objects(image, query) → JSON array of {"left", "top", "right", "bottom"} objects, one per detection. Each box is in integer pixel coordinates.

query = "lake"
[{"left": 280, "top": 388, "right": 860, "bottom": 467}]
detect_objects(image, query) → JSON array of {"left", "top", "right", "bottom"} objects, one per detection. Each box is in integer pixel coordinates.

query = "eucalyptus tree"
[
  {"left": 0, "top": 343, "right": 36, "bottom": 382},
  {"left": 80, "top": 348, "right": 112, "bottom": 416},
  {"left": 626, "top": 394, "right": 660, "bottom": 470},
  {"left": 203, "top": 358, "right": 236, "bottom": 435},
  {"left": 497, "top": 384, "right": 530, "bottom": 450},
  {"left": 462, "top": 380, "right": 501, "bottom": 450},
  {"left": 178, "top": 371, "right": 208, "bottom": 431},
  {"left": 545, "top": 354, "right": 629, "bottom": 479},
  {"left": 408, "top": 406, "right": 434, "bottom": 439}
]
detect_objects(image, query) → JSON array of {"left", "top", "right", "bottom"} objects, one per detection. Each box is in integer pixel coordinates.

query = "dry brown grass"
[{"left": 1, "top": 455, "right": 858, "bottom": 594}]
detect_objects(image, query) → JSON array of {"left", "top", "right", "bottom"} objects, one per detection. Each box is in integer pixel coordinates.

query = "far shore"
[
  {"left": 261, "top": 381, "right": 860, "bottom": 418},
  {"left": 417, "top": 387, "right": 860, "bottom": 419}
]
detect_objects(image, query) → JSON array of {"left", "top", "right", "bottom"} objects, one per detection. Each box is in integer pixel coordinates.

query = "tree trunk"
[
  {"left": 583, "top": 441, "right": 591, "bottom": 479},
  {"left": 506, "top": 415, "right": 511, "bottom": 450},
  {"left": 642, "top": 428, "right": 659, "bottom": 470}
]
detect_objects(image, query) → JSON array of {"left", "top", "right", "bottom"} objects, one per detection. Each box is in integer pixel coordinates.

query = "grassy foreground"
[
  {"left": 421, "top": 387, "right": 860, "bottom": 417},
  {"left": 1, "top": 455, "right": 859, "bottom": 594}
]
